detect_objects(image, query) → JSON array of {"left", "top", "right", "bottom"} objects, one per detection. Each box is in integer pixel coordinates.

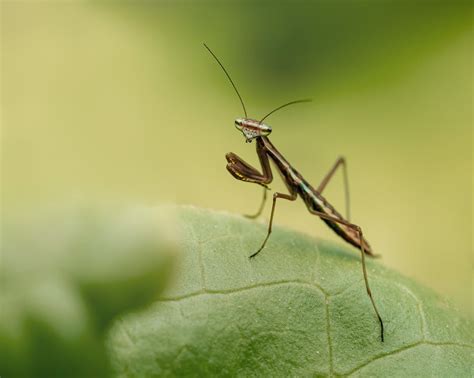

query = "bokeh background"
[{"left": 2, "top": 2, "right": 472, "bottom": 316}]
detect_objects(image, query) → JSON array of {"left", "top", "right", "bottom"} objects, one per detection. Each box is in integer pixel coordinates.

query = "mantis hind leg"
[
  {"left": 317, "top": 156, "right": 351, "bottom": 221},
  {"left": 308, "top": 208, "right": 384, "bottom": 342}
]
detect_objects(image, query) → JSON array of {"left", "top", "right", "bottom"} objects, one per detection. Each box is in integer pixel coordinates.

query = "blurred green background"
[{"left": 2, "top": 2, "right": 472, "bottom": 316}]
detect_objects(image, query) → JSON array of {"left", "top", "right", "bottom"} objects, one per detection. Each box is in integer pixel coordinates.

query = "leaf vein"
[
  {"left": 159, "top": 280, "right": 325, "bottom": 302},
  {"left": 345, "top": 341, "right": 474, "bottom": 376},
  {"left": 393, "top": 281, "right": 427, "bottom": 337},
  {"left": 325, "top": 294, "right": 334, "bottom": 377}
]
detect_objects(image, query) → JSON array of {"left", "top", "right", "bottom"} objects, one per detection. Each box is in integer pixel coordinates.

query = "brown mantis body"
[{"left": 205, "top": 44, "right": 384, "bottom": 342}]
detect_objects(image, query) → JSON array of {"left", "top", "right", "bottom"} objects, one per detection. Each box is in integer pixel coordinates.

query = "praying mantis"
[{"left": 204, "top": 43, "right": 384, "bottom": 342}]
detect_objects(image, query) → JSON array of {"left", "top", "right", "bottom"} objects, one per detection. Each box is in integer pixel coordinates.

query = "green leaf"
[
  {"left": 107, "top": 206, "right": 473, "bottom": 377},
  {"left": 0, "top": 206, "right": 177, "bottom": 377}
]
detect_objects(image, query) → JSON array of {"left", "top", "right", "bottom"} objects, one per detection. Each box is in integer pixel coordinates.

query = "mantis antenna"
[
  {"left": 203, "top": 43, "right": 248, "bottom": 118},
  {"left": 260, "top": 99, "right": 312, "bottom": 123}
]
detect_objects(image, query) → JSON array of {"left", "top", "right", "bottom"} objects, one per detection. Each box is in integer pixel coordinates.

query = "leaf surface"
[
  {"left": 0, "top": 206, "right": 177, "bottom": 377},
  {"left": 107, "top": 206, "right": 473, "bottom": 377}
]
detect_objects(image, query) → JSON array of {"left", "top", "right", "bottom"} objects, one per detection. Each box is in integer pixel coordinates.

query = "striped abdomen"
[
  {"left": 261, "top": 136, "right": 374, "bottom": 256},
  {"left": 297, "top": 174, "right": 374, "bottom": 256}
]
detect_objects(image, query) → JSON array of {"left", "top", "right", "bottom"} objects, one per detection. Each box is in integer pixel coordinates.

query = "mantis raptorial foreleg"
[{"left": 226, "top": 145, "right": 273, "bottom": 217}]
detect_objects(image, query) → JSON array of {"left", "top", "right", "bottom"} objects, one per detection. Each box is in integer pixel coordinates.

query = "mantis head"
[
  {"left": 204, "top": 43, "right": 311, "bottom": 143},
  {"left": 235, "top": 118, "right": 272, "bottom": 143}
]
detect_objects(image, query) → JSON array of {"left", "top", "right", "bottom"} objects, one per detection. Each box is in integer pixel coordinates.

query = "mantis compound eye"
[{"left": 235, "top": 119, "right": 244, "bottom": 132}]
